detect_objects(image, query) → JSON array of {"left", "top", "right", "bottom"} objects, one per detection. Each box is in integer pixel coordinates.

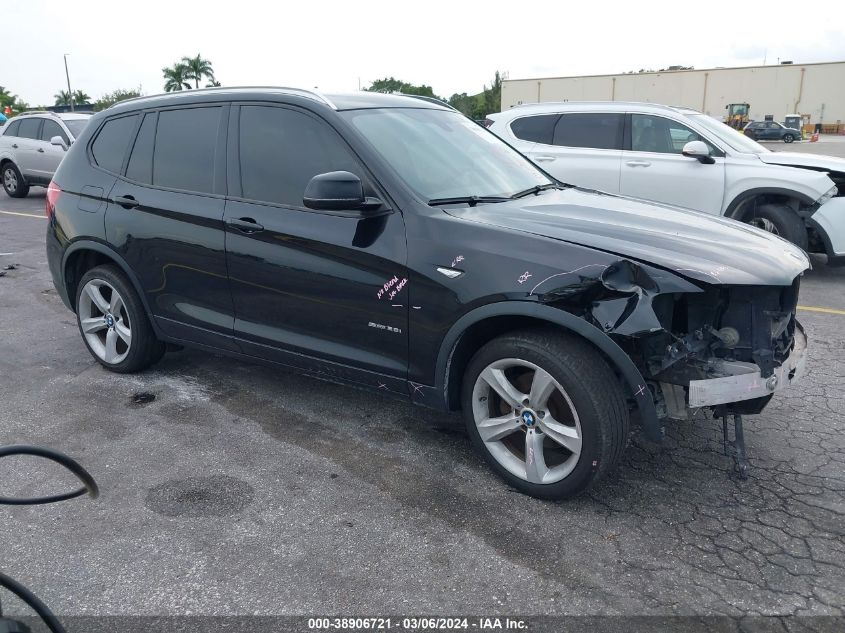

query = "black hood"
[{"left": 445, "top": 188, "right": 809, "bottom": 286}]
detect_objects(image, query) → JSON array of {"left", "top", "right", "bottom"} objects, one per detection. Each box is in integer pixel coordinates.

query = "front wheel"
[
  {"left": 75, "top": 265, "right": 165, "bottom": 373},
  {"left": 748, "top": 203, "right": 808, "bottom": 249},
  {"left": 783, "top": 134, "right": 795, "bottom": 143},
  {"left": 461, "top": 330, "right": 629, "bottom": 500},
  {"left": 2, "top": 163, "right": 29, "bottom": 198}
]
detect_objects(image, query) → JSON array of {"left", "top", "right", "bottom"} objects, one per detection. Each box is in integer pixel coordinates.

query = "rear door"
[
  {"left": 11, "top": 117, "right": 42, "bottom": 178},
  {"left": 223, "top": 103, "right": 408, "bottom": 385},
  {"left": 104, "top": 105, "right": 237, "bottom": 350},
  {"left": 520, "top": 112, "right": 624, "bottom": 192},
  {"left": 620, "top": 113, "right": 725, "bottom": 213}
]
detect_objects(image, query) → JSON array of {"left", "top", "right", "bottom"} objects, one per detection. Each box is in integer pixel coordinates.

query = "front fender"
[
  {"left": 434, "top": 301, "right": 664, "bottom": 442},
  {"left": 809, "top": 197, "right": 845, "bottom": 264}
]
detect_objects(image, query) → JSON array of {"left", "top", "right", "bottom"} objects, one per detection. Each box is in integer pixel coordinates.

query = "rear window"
[
  {"left": 152, "top": 107, "right": 221, "bottom": 194},
  {"left": 91, "top": 115, "right": 139, "bottom": 173},
  {"left": 510, "top": 115, "right": 558, "bottom": 144},
  {"left": 553, "top": 113, "right": 623, "bottom": 150}
]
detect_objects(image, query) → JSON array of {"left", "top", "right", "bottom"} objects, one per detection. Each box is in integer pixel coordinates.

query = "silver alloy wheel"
[
  {"left": 471, "top": 358, "right": 583, "bottom": 485},
  {"left": 749, "top": 217, "right": 780, "bottom": 235},
  {"left": 78, "top": 279, "right": 132, "bottom": 364},
  {"left": 3, "top": 167, "right": 17, "bottom": 194}
]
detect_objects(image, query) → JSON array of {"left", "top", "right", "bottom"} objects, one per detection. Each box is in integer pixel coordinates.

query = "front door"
[
  {"left": 32, "top": 118, "right": 69, "bottom": 180},
  {"left": 223, "top": 104, "right": 408, "bottom": 390},
  {"left": 620, "top": 113, "right": 725, "bottom": 214}
]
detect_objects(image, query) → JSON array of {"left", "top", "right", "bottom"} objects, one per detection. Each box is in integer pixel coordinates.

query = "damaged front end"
[{"left": 549, "top": 259, "right": 808, "bottom": 472}]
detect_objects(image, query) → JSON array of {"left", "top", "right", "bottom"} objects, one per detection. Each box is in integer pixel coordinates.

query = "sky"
[{"left": 3, "top": 0, "right": 845, "bottom": 106}]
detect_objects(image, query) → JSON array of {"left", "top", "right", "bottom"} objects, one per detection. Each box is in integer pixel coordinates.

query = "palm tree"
[
  {"left": 72, "top": 90, "right": 91, "bottom": 104},
  {"left": 162, "top": 64, "right": 191, "bottom": 92},
  {"left": 205, "top": 79, "right": 221, "bottom": 88},
  {"left": 181, "top": 54, "right": 215, "bottom": 89},
  {"left": 54, "top": 90, "right": 72, "bottom": 106}
]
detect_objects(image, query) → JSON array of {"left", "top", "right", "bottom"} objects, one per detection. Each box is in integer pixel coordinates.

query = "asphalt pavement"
[{"left": 0, "top": 175, "right": 843, "bottom": 623}]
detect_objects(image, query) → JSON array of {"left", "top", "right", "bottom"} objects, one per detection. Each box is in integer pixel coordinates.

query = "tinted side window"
[
  {"left": 3, "top": 120, "right": 21, "bottom": 136},
  {"left": 238, "top": 106, "right": 361, "bottom": 207},
  {"left": 553, "top": 113, "right": 623, "bottom": 150},
  {"left": 510, "top": 115, "right": 558, "bottom": 144},
  {"left": 92, "top": 115, "right": 139, "bottom": 173},
  {"left": 18, "top": 118, "right": 41, "bottom": 140},
  {"left": 126, "top": 113, "right": 156, "bottom": 183},
  {"left": 41, "top": 120, "right": 68, "bottom": 144},
  {"left": 631, "top": 114, "right": 721, "bottom": 156},
  {"left": 153, "top": 107, "right": 221, "bottom": 193}
]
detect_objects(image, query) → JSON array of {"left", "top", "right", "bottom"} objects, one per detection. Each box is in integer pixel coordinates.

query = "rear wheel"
[
  {"left": 2, "top": 163, "right": 29, "bottom": 198},
  {"left": 75, "top": 265, "right": 165, "bottom": 373},
  {"left": 461, "top": 330, "right": 629, "bottom": 500},
  {"left": 783, "top": 134, "right": 795, "bottom": 143},
  {"left": 748, "top": 203, "right": 807, "bottom": 249}
]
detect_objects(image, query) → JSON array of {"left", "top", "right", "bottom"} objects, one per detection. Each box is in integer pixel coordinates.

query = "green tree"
[
  {"left": 181, "top": 54, "right": 215, "bottom": 89},
  {"left": 365, "top": 77, "right": 441, "bottom": 99},
  {"left": 72, "top": 90, "right": 91, "bottom": 104},
  {"left": 163, "top": 64, "right": 191, "bottom": 92},
  {"left": 0, "top": 86, "right": 25, "bottom": 114},
  {"left": 54, "top": 90, "right": 72, "bottom": 106},
  {"left": 205, "top": 79, "right": 221, "bottom": 88},
  {"left": 93, "top": 87, "right": 143, "bottom": 112}
]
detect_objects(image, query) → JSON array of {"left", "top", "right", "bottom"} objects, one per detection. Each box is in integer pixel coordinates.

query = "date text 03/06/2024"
[{"left": 307, "top": 617, "right": 528, "bottom": 630}]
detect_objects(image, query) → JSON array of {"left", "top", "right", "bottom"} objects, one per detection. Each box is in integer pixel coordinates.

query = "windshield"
[
  {"left": 341, "top": 108, "right": 553, "bottom": 201},
  {"left": 61, "top": 118, "right": 91, "bottom": 139},
  {"left": 689, "top": 114, "right": 770, "bottom": 154}
]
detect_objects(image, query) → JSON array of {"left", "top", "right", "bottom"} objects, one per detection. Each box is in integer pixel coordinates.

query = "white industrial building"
[{"left": 501, "top": 61, "right": 845, "bottom": 131}]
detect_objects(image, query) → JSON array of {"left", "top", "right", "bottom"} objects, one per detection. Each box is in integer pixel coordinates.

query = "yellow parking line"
[
  {"left": 0, "top": 210, "right": 44, "bottom": 219},
  {"left": 798, "top": 305, "right": 845, "bottom": 316}
]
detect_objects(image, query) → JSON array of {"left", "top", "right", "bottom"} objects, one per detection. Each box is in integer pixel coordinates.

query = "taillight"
[{"left": 46, "top": 181, "right": 61, "bottom": 218}]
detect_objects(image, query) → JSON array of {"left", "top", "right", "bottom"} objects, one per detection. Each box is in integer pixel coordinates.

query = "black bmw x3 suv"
[{"left": 46, "top": 88, "right": 809, "bottom": 499}]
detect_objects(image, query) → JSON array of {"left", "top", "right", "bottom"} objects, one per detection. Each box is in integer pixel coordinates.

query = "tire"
[
  {"left": 2, "top": 162, "right": 29, "bottom": 198},
  {"left": 75, "top": 265, "right": 165, "bottom": 373},
  {"left": 461, "top": 329, "right": 629, "bottom": 500},
  {"left": 783, "top": 134, "right": 794, "bottom": 143},
  {"left": 748, "top": 203, "right": 808, "bottom": 250}
]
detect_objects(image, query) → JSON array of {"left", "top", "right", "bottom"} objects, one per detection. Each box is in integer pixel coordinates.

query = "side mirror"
[
  {"left": 50, "top": 135, "right": 69, "bottom": 151},
  {"left": 682, "top": 140, "right": 715, "bottom": 164},
  {"left": 303, "top": 171, "right": 382, "bottom": 214}
]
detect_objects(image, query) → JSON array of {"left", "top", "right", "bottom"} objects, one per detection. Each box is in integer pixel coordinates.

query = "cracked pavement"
[{"left": 0, "top": 193, "right": 843, "bottom": 620}]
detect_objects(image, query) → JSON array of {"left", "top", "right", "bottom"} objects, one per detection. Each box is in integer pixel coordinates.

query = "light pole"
[{"left": 63, "top": 54, "right": 74, "bottom": 112}]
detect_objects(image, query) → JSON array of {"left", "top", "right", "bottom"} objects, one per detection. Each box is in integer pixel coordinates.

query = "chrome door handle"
[
  {"left": 625, "top": 160, "right": 651, "bottom": 167},
  {"left": 534, "top": 155, "right": 556, "bottom": 162}
]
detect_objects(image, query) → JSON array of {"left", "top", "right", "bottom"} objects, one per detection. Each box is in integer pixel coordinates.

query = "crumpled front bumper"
[
  {"left": 688, "top": 323, "right": 807, "bottom": 407},
  {"left": 810, "top": 197, "right": 845, "bottom": 265}
]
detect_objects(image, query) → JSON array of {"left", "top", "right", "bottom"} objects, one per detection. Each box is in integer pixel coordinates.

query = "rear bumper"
[
  {"left": 688, "top": 323, "right": 807, "bottom": 407},
  {"left": 809, "top": 197, "right": 845, "bottom": 265}
]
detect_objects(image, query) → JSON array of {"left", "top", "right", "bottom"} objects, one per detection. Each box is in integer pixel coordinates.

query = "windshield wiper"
[
  {"left": 510, "top": 183, "right": 563, "bottom": 200},
  {"left": 428, "top": 195, "right": 510, "bottom": 207}
]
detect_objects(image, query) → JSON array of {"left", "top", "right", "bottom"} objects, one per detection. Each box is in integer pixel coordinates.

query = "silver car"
[{"left": 0, "top": 111, "right": 92, "bottom": 198}]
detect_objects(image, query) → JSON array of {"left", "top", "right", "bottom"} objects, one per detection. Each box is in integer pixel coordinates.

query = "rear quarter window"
[
  {"left": 3, "top": 120, "right": 21, "bottom": 136},
  {"left": 91, "top": 115, "right": 139, "bottom": 173},
  {"left": 510, "top": 115, "right": 558, "bottom": 144}
]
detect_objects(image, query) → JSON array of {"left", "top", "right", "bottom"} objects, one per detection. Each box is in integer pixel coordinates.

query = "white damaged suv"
[{"left": 487, "top": 102, "right": 844, "bottom": 264}]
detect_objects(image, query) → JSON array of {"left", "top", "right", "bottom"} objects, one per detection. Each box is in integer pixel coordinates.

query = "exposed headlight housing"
[{"left": 817, "top": 185, "right": 838, "bottom": 206}]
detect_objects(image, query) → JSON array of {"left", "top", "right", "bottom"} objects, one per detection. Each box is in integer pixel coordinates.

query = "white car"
[
  {"left": 0, "top": 111, "right": 92, "bottom": 198},
  {"left": 486, "top": 102, "right": 845, "bottom": 264}
]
